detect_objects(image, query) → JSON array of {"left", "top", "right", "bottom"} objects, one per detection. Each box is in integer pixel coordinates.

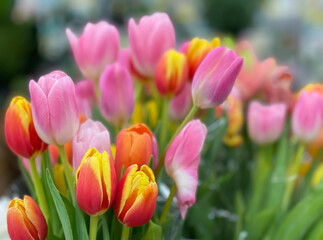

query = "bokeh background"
[{"left": 1, "top": 0, "right": 323, "bottom": 238}]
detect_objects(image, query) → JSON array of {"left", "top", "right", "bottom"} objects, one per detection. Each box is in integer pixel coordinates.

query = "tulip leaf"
[
  {"left": 46, "top": 169, "right": 74, "bottom": 240},
  {"left": 75, "top": 204, "right": 89, "bottom": 240},
  {"left": 142, "top": 221, "right": 162, "bottom": 240},
  {"left": 272, "top": 191, "right": 323, "bottom": 240},
  {"left": 306, "top": 217, "right": 323, "bottom": 240}
]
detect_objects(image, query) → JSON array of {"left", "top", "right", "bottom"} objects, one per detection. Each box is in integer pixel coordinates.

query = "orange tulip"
[
  {"left": 5, "top": 96, "right": 47, "bottom": 158},
  {"left": 7, "top": 195, "right": 47, "bottom": 240},
  {"left": 113, "top": 164, "right": 158, "bottom": 227},
  {"left": 76, "top": 148, "right": 117, "bottom": 216},
  {"left": 115, "top": 123, "right": 153, "bottom": 179}
]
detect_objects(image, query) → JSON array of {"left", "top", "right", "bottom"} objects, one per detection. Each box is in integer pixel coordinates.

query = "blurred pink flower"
[
  {"left": 75, "top": 79, "right": 97, "bottom": 118},
  {"left": 169, "top": 82, "right": 192, "bottom": 121}
]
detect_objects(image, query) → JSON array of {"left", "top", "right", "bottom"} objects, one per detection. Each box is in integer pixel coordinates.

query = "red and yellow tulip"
[
  {"left": 76, "top": 148, "right": 117, "bottom": 216},
  {"left": 7, "top": 195, "right": 47, "bottom": 240},
  {"left": 113, "top": 164, "right": 158, "bottom": 227},
  {"left": 5, "top": 96, "right": 47, "bottom": 158}
]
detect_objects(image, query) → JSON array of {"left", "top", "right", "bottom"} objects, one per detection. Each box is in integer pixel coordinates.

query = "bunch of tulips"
[{"left": 5, "top": 11, "right": 323, "bottom": 240}]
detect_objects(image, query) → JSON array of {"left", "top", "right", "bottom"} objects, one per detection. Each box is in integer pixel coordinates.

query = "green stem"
[
  {"left": 282, "top": 142, "right": 305, "bottom": 210},
  {"left": 89, "top": 215, "right": 99, "bottom": 240},
  {"left": 30, "top": 156, "right": 50, "bottom": 222},
  {"left": 58, "top": 145, "right": 75, "bottom": 204},
  {"left": 159, "top": 98, "right": 169, "bottom": 151},
  {"left": 154, "top": 105, "right": 199, "bottom": 178},
  {"left": 121, "top": 225, "right": 131, "bottom": 240},
  {"left": 159, "top": 183, "right": 177, "bottom": 224}
]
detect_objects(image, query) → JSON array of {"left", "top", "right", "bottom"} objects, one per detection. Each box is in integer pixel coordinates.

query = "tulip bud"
[
  {"left": 76, "top": 148, "right": 117, "bottom": 216},
  {"left": 169, "top": 82, "right": 192, "bottom": 121},
  {"left": 186, "top": 37, "right": 220, "bottom": 78},
  {"left": 113, "top": 164, "right": 158, "bottom": 227},
  {"left": 128, "top": 12, "right": 175, "bottom": 78},
  {"left": 73, "top": 119, "right": 112, "bottom": 171},
  {"left": 115, "top": 123, "right": 154, "bottom": 179},
  {"left": 99, "top": 63, "right": 134, "bottom": 127},
  {"left": 192, "top": 47, "right": 243, "bottom": 109},
  {"left": 155, "top": 50, "right": 189, "bottom": 96},
  {"left": 7, "top": 196, "right": 47, "bottom": 240},
  {"left": 165, "top": 120, "right": 207, "bottom": 218},
  {"left": 66, "top": 21, "right": 119, "bottom": 81},
  {"left": 247, "top": 101, "right": 287, "bottom": 145},
  {"left": 75, "top": 79, "right": 97, "bottom": 117},
  {"left": 53, "top": 163, "right": 68, "bottom": 197},
  {"left": 29, "top": 70, "right": 80, "bottom": 145},
  {"left": 5, "top": 96, "right": 47, "bottom": 158},
  {"left": 292, "top": 91, "right": 323, "bottom": 142}
]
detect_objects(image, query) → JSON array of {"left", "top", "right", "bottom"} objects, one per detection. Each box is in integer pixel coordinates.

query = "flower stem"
[
  {"left": 159, "top": 182, "right": 177, "bottom": 224},
  {"left": 159, "top": 98, "right": 169, "bottom": 151},
  {"left": 154, "top": 105, "right": 199, "bottom": 178},
  {"left": 30, "top": 156, "right": 49, "bottom": 222},
  {"left": 58, "top": 145, "right": 75, "bottom": 204},
  {"left": 282, "top": 142, "right": 305, "bottom": 210},
  {"left": 89, "top": 215, "right": 99, "bottom": 240},
  {"left": 121, "top": 225, "right": 131, "bottom": 240}
]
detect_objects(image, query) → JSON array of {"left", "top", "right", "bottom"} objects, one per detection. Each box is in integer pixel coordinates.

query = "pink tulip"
[
  {"left": 99, "top": 63, "right": 134, "bottom": 127},
  {"left": 179, "top": 41, "right": 190, "bottom": 54},
  {"left": 292, "top": 91, "right": 323, "bottom": 142},
  {"left": 29, "top": 71, "right": 79, "bottom": 145},
  {"left": 169, "top": 82, "right": 192, "bottom": 121},
  {"left": 192, "top": 47, "right": 243, "bottom": 109},
  {"left": 247, "top": 101, "right": 287, "bottom": 145},
  {"left": 165, "top": 120, "right": 207, "bottom": 218},
  {"left": 66, "top": 21, "right": 119, "bottom": 81},
  {"left": 73, "top": 119, "right": 112, "bottom": 171},
  {"left": 75, "top": 80, "right": 97, "bottom": 117},
  {"left": 117, "top": 48, "right": 131, "bottom": 71},
  {"left": 152, "top": 135, "right": 158, "bottom": 170},
  {"left": 128, "top": 12, "right": 175, "bottom": 78}
]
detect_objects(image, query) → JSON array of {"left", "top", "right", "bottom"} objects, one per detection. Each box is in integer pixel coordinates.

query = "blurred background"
[{"left": 0, "top": 0, "right": 323, "bottom": 237}]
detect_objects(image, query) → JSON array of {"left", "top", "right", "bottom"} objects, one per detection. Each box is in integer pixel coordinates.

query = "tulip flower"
[
  {"left": 113, "top": 164, "right": 158, "bottom": 227},
  {"left": 7, "top": 196, "right": 47, "bottom": 240},
  {"left": 99, "top": 63, "right": 134, "bottom": 127},
  {"left": 66, "top": 21, "right": 119, "bottom": 81},
  {"left": 186, "top": 37, "right": 220, "bottom": 79},
  {"left": 155, "top": 49, "right": 189, "bottom": 96},
  {"left": 169, "top": 82, "right": 192, "bottom": 121},
  {"left": 115, "top": 123, "right": 154, "bottom": 179},
  {"left": 29, "top": 70, "right": 79, "bottom": 145},
  {"left": 5, "top": 96, "right": 47, "bottom": 158},
  {"left": 73, "top": 119, "right": 112, "bottom": 171},
  {"left": 247, "top": 101, "right": 287, "bottom": 145},
  {"left": 117, "top": 48, "right": 131, "bottom": 71},
  {"left": 165, "top": 120, "right": 207, "bottom": 218},
  {"left": 192, "top": 47, "right": 243, "bottom": 109},
  {"left": 76, "top": 148, "right": 117, "bottom": 216},
  {"left": 292, "top": 91, "right": 323, "bottom": 142},
  {"left": 128, "top": 12, "right": 175, "bottom": 78},
  {"left": 179, "top": 41, "right": 190, "bottom": 54},
  {"left": 75, "top": 79, "right": 97, "bottom": 117}
]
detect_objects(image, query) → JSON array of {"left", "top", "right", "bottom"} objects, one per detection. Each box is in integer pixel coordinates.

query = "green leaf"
[
  {"left": 306, "top": 217, "right": 323, "bottom": 240},
  {"left": 272, "top": 191, "right": 323, "bottom": 240},
  {"left": 75, "top": 204, "right": 89, "bottom": 240},
  {"left": 143, "top": 221, "right": 162, "bottom": 240},
  {"left": 246, "top": 208, "right": 275, "bottom": 240},
  {"left": 102, "top": 214, "right": 110, "bottom": 240},
  {"left": 17, "top": 158, "right": 35, "bottom": 199},
  {"left": 46, "top": 169, "right": 74, "bottom": 240}
]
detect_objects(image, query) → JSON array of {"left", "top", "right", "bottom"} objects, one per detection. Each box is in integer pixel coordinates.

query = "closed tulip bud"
[
  {"left": 7, "top": 196, "right": 47, "bottom": 240},
  {"left": 155, "top": 50, "right": 189, "bottom": 96},
  {"left": 165, "top": 120, "right": 207, "bottom": 218},
  {"left": 99, "top": 63, "right": 134, "bottom": 127},
  {"left": 115, "top": 123, "right": 154, "bottom": 179},
  {"left": 113, "top": 164, "right": 158, "bottom": 227},
  {"left": 73, "top": 119, "right": 112, "bottom": 171},
  {"left": 186, "top": 37, "right": 220, "bottom": 78},
  {"left": 29, "top": 71, "right": 79, "bottom": 145},
  {"left": 5, "top": 97, "right": 47, "bottom": 158},
  {"left": 66, "top": 21, "right": 119, "bottom": 81},
  {"left": 75, "top": 79, "right": 97, "bottom": 117},
  {"left": 129, "top": 12, "right": 175, "bottom": 78},
  {"left": 76, "top": 148, "right": 117, "bottom": 216},
  {"left": 169, "top": 82, "right": 192, "bottom": 121},
  {"left": 247, "top": 101, "right": 287, "bottom": 145},
  {"left": 292, "top": 91, "right": 323, "bottom": 142},
  {"left": 192, "top": 47, "right": 243, "bottom": 109}
]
